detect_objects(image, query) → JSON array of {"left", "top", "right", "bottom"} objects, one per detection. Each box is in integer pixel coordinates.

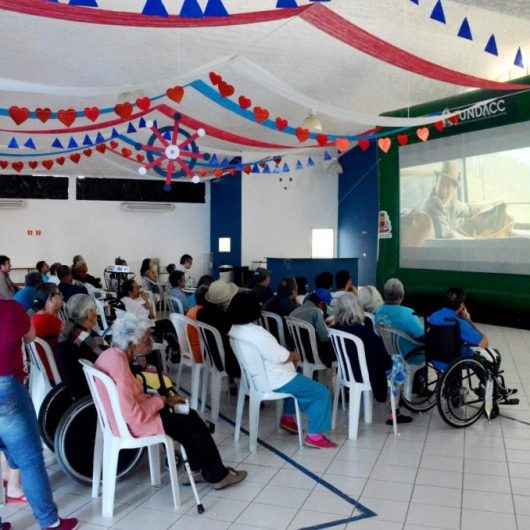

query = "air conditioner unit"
[
  {"left": 120, "top": 202, "right": 175, "bottom": 213},
  {"left": 0, "top": 199, "right": 26, "bottom": 209}
]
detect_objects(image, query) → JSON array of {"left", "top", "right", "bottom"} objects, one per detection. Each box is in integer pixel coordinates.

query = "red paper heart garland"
[
  {"left": 253, "top": 107, "right": 269, "bottom": 123},
  {"left": 57, "top": 108, "right": 76, "bottom": 127},
  {"left": 238, "top": 96, "right": 252, "bottom": 110},
  {"left": 166, "top": 86, "right": 184, "bottom": 103},
  {"left": 9, "top": 106, "right": 30, "bottom": 125},
  {"left": 114, "top": 102, "right": 133, "bottom": 120},
  {"left": 36, "top": 108, "right": 51, "bottom": 123},
  {"left": 84, "top": 106, "right": 100, "bottom": 122}
]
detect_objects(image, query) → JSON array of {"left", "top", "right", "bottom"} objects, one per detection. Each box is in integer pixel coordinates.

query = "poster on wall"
[
  {"left": 399, "top": 149, "right": 530, "bottom": 275},
  {"left": 378, "top": 210, "right": 392, "bottom": 239}
]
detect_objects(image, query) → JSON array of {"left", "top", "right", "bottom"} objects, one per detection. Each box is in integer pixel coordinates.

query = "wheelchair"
[{"left": 383, "top": 324, "right": 519, "bottom": 428}]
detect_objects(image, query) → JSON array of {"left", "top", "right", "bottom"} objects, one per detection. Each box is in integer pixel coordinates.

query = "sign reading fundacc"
[{"left": 445, "top": 99, "right": 507, "bottom": 126}]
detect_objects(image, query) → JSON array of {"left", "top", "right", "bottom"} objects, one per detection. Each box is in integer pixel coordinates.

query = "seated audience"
[
  {"left": 36, "top": 261, "right": 50, "bottom": 283},
  {"left": 166, "top": 263, "right": 176, "bottom": 276},
  {"left": 428, "top": 288, "right": 488, "bottom": 356},
  {"left": 14, "top": 272, "right": 45, "bottom": 312},
  {"left": 186, "top": 285, "right": 210, "bottom": 363},
  {"left": 168, "top": 270, "right": 191, "bottom": 313},
  {"left": 140, "top": 258, "right": 160, "bottom": 295},
  {"left": 187, "top": 275, "right": 213, "bottom": 308},
  {"left": 375, "top": 278, "right": 424, "bottom": 357},
  {"left": 0, "top": 297, "right": 78, "bottom": 530},
  {"left": 295, "top": 276, "right": 308, "bottom": 306},
  {"left": 290, "top": 291, "right": 335, "bottom": 367},
  {"left": 251, "top": 268, "right": 274, "bottom": 305},
  {"left": 229, "top": 291, "right": 336, "bottom": 449},
  {"left": 58, "top": 265, "right": 88, "bottom": 302},
  {"left": 0, "top": 255, "right": 17, "bottom": 300},
  {"left": 358, "top": 285, "right": 384, "bottom": 315},
  {"left": 56, "top": 294, "right": 103, "bottom": 399},
  {"left": 72, "top": 255, "right": 101, "bottom": 289},
  {"left": 331, "top": 270, "right": 356, "bottom": 306},
  {"left": 47, "top": 262, "right": 61, "bottom": 285},
  {"left": 332, "top": 294, "right": 392, "bottom": 403},
  {"left": 264, "top": 277, "right": 299, "bottom": 317},
  {"left": 314, "top": 271, "right": 334, "bottom": 308},
  {"left": 198, "top": 280, "right": 241, "bottom": 393},
  {"left": 120, "top": 279, "right": 179, "bottom": 358},
  {"left": 32, "top": 284, "right": 64, "bottom": 352},
  {"left": 96, "top": 313, "right": 247, "bottom": 489}
]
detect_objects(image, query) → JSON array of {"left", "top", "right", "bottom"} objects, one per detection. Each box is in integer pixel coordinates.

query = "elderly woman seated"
[
  {"left": 358, "top": 285, "right": 384, "bottom": 316},
  {"left": 332, "top": 293, "right": 392, "bottom": 404},
  {"left": 96, "top": 313, "right": 247, "bottom": 489}
]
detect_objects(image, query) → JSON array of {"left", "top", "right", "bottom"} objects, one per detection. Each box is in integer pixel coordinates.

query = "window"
[
  {"left": 312, "top": 229, "right": 334, "bottom": 258},
  {"left": 218, "top": 237, "right": 231, "bottom": 253}
]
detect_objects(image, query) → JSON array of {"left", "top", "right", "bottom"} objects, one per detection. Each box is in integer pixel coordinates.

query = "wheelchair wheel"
[
  {"left": 437, "top": 358, "right": 487, "bottom": 428},
  {"left": 38, "top": 383, "right": 74, "bottom": 452},
  {"left": 54, "top": 396, "right": 144, "bottom": 484},
  {"left": 401, "top": 363, "right": 440, "bottom": 413}
]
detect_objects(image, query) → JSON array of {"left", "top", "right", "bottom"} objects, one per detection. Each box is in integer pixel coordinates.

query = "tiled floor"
[{"left": 3, "top": 324, "right": 530, "bottom": 530}]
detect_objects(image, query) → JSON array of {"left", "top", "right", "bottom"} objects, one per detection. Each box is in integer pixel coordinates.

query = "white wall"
[
  {"left": 241, "top": 162, "right": 339, "bottom": 266},
  {"left": 1, "top": 177, "right": 211, "bottom": 283}
]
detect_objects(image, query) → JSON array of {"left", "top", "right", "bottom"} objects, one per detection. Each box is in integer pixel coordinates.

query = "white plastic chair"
[
  {"left": 26, "top": 338, "right": 61, "bottom": 415},
  {"left": 229, "top": 330, "right": 303, "bottom": 453},
  {"left": 195, "top": 321, "right": 228, "bottom": 425},
  {"left": 169, "top": 313, "right": 203, "bottom": 410},
  {"left": 285, "top": 317, "right": 334, "bottom": 379},
  {"left": 329, "top": 329, "right": 398, "bottom": 439},
  {"left": 94, "top": 298, "right": 109, "bottom": 336},
  {"left": 79, "top": 360, "right": 180, "bottom": 518},
  {"left": 259, "top": 311, "right": 287, "bottom": 348},
  {"left": 377, "top": 326, "right": 425, "bottom": 404}
]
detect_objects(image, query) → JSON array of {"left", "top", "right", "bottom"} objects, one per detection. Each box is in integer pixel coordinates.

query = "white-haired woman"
[
  {"left": 95, "top": 313, "right": 247, "bottom": 490},
  {"left": 332, "top": 294, "right": 392, "bottom": 404},
  {"left": 358, "top": 285, "right": 384, "bottom": 315}
]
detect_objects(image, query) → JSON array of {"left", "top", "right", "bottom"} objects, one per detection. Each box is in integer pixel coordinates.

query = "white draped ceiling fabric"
[{"left": 0, "top": 0, "right": 529, "bottom": 179}]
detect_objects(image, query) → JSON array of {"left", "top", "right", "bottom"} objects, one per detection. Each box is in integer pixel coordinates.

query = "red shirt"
[{"left": 0, "top": 300, "right": 30, "bottom": 381}]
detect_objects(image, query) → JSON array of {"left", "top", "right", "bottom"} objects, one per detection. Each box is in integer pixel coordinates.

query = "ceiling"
[{"left": 0, "top": 0, "right": 529, "bottom": 180}]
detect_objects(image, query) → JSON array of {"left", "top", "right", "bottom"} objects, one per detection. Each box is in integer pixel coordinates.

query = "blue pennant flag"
[
  {"left": 485, "top": 34, "right": 498, "bottom": 56},
  {"left": 180, "top": 0, "right": 203, "bottom": 17},
  {"left": 24, "top": 138, "right": 36, "bottom": 150},
  {"left": 296, "top": 160, "right": 304, "bottom": 170},
  {"left": 409, "top": 0, "right": 419, "bottom": 4},
  {"left": 220, "top": 158, "right": 229, "bottom": 168},
  {"left": 138, "top": 117, "right": 147, "bottom": 128},
  {"left": 282, "top": 163, "right": 290, "bottom": 173},
  {"left": 204, "top": 0, "right": 228, "bottom": 17},
  {"left": 276, "top": 0, "right": 298, "bottom": 6},
  {"left": 262, "top": 164, "right": 271, "bottom": 174},
  {"left": 111, "top": 128, "right": 119, "bottom": 138},
  {"left": 82, "top": 135, "right": 93, "bottom": 146},
  {"left": 209, "top": 154, "right": 219, "bottom": 166},
  {"left": 324, "top": 151, "right": 332, "bottom": 160},
  {"left": 251, "top": 163, "right": 260, "bottom": 173},
  {"left": 163, "top": 130, "right": 171, "bottom": 140},
  {"left": 234, "top": 163, "right": 243, "bottom": 171},
  {"left": 52, "top": 138, "right": 63, "bottom": 149},
  {"left": 457, "top": 17, "right": 473, "bottom": 40},
  {"left": 142, "top": 0, "right": 168, "bottom": 16},
  {"left": 8, "top": 137, "right": 18, "bottom": 149},
  {"left": 127, "top": 122, "right": 137, "bottom": 134},
  {"left": 95, "top": 132, "right": 105, "bottom": 144},
  {"left": 152, "top": 120, "right": 158, "bottom": 129},
  {"left": 430, "top": 0, "right": 446, "bottom": 24},
  {"left": 68, "top": 137, "right": 78, "bottom": 149},
  {"left": 515, "top": 47, "right": 524, "bottom": 68},
  {"left": 69, "top": 0, "right": 98, "bottom": 5},
  {"left": 307, "top": 157, "right": 315, "bottom": 167}
]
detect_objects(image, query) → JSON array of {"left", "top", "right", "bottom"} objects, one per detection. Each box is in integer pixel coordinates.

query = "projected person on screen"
[{"left": 423, "top": 161, "right": 512, "bottom": 239}]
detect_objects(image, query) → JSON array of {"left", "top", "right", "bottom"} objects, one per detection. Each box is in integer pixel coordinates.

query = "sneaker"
[
  {"left": 304, "top": 435, "right": 337, "bottom": 449},
  {"left": 182, "top": 470, "right": 206, "bottom": 486},
  {"left": 44, "top": 518, "right": 79, "bottom": 530},
  {"left": 386, "top": 414, "right": 413, "bottom": 426},
  {"left": 279, "top": 416, "right": 299, "bottom": 435},
  {"left": 213, "top": 468, "right": 247, "bottom": 490}
]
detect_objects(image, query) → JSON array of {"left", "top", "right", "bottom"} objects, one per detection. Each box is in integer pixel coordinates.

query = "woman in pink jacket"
[{"left": 95, "top": 313, "right": 246, "bottom": 490}]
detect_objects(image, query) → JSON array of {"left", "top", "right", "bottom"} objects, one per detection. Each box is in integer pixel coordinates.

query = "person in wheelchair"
[
  {"left": 96, "top": 313, "right": 247, "bottom": 490},
  {"left": 427, "top": 288, "right": 488, "bottom": 358}
]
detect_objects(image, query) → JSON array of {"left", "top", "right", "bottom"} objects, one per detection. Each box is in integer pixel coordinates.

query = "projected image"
[{"left": 400, "top": 150, "right": 530, "bottom": 274}]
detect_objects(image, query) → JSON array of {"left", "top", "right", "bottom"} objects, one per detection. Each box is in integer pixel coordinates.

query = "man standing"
[{"left": 0, "top": 256, "right": 17, "bottom": 300}]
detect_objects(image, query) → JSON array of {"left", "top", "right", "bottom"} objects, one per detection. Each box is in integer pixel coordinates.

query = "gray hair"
[
  {"left": 111, "top": 312, "right": 152, "bottom": 352},
  {"left": 334, "top": 294, "right": 365, "bottom": 326},
  {"left": 66, "top": 294, "right": 96, "bottom": 325},
  {"left": 383, "top": 278, "right": 405, "bottom": 304},
  {"left": 358, "top": 285, "right": 384, "bottom": 314}
]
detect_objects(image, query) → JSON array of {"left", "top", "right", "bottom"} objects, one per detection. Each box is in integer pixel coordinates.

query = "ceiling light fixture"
[{"left": 302, "top": 112, "right": 323, "bottom": 132}]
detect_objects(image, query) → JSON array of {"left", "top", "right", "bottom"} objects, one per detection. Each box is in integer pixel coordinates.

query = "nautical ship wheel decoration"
[{"left": 138, "top": 112, "right": 210, "bottom": 189}]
